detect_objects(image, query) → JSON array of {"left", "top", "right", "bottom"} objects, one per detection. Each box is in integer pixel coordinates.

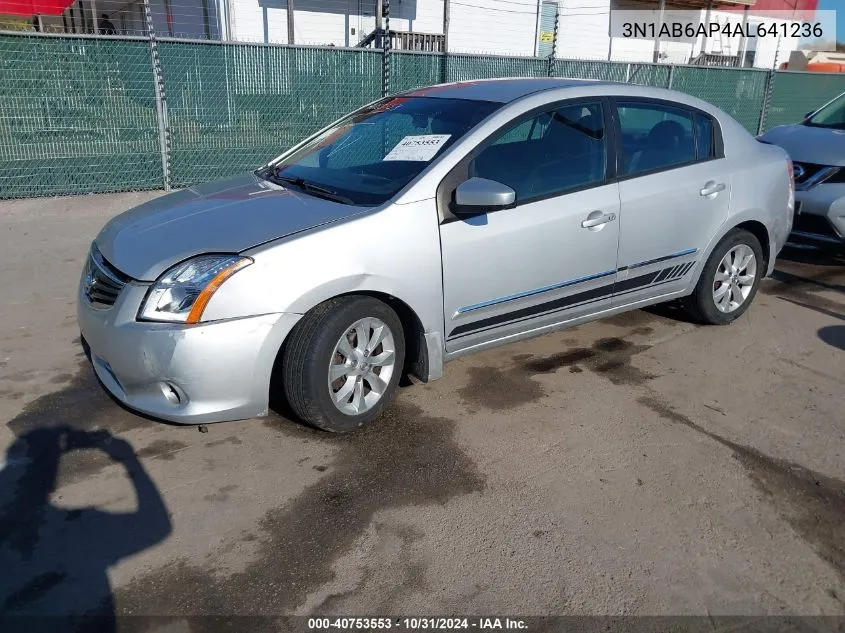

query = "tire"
[
  {"left": 683, "top": 228, "right": 764, "bottom": 325},
  {"left": 281, "top": 296, "right": 405, "bottom": 433}
]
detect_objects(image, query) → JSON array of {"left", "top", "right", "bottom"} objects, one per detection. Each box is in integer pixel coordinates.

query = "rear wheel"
[
  {"left": 281, "top": 296, "right": 405, "bottom": 432},
  {"left": 683, "top": 229, "right": 764, "bottom": 325}
]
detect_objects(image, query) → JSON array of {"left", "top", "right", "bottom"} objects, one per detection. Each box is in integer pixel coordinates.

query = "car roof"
[{"left": 403, "top": 77, "right": 617, "bottom": 103}]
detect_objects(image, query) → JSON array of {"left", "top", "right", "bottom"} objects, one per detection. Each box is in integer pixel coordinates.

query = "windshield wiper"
[
  {"left": 268, "top": 172, "right": 354, "bottom": 204},
  {"left": 804, "top": 121, "right": 845, "bottom": 130}
]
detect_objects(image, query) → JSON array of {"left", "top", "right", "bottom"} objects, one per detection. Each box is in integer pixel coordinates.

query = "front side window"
[
  {"left": 469, "top": 102, "right": 607, "bottom": 202},
  {"left": 265, "top": 96, "right": 502, "bottom": 206},
  {"left": 805, "top": 92, "right": 845, "bottom": 129},
  {"left": 617, "top": 102, "right": 696, "bottom": 176}
]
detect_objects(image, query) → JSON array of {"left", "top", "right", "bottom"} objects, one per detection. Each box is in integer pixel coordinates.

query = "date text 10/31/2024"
[{"left": 308, "top": 618, "right": 529, "bottom": 630}]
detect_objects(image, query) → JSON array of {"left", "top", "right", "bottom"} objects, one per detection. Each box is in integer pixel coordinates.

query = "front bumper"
[
  {"left": 77, "top": 281, "right": 301, "bottom": 424},
  {"left": 792, "top": 183, "right": 845, "bottom": 246}
]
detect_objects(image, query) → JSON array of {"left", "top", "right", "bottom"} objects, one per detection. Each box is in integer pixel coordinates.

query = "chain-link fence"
[
  {"left": 1, "top": 31, "right": 844, "bottom": 199},
  {"left": 0, "top": 33, "right": 162, "bottom": 197},
  {"left": 158, "top": 41, "right": 381, "bottom": 187}
]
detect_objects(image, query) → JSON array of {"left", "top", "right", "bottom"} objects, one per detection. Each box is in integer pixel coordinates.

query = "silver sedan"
[{"left": 78, "top": 78, "right": 793, "bottom": 432}]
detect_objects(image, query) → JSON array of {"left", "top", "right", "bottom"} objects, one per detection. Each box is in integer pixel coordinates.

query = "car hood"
[
  {"left": 760, "top": 124, "right": 845, "bottom": 166},
  {"left": 95, "top": 173, "right": 371, "bottom": 280}
]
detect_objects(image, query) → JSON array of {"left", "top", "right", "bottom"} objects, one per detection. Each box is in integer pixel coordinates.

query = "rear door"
[{"left": 611, "top": 99, "right": 732, "bottom": 305}]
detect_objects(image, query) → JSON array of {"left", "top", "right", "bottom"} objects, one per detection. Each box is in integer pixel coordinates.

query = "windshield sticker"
[{"left": 383, "top": 134, "right": 451, "bottom": 162}]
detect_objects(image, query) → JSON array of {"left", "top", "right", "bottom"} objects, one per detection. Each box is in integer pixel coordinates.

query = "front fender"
[{"left": 198, "top": 200, "right": 445, "bottom": 337}]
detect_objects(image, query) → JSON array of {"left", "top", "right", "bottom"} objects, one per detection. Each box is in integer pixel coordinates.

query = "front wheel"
[
  {"left": 281, "top": 296, "right": 405, "bottom": 432},
  {"left": 683, "top": 229, "right": 764, "bottom": 325}
]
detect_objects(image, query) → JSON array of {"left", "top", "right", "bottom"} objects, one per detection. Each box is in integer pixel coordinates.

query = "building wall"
[
  {"left": 226, "top": 0, "right": 443, "bottom": 46},
  {"left": 556, "top": 0, "right": 613, "bottom": 60},
  {"left": 447, "top": 0, "right": 538, "bottom": 56}
]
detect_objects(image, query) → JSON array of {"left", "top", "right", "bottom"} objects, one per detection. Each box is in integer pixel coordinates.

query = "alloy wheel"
[
  {"left": 327, "top": 317, "right": 397, "bottom": 415},
  {"left": 712, "top": 244, "right": 757, "bottom": 313}
]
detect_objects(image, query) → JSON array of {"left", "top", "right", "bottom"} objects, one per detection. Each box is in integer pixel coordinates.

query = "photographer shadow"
[{"left": 0, "top": 426, "right": 171, "bottom": 632}]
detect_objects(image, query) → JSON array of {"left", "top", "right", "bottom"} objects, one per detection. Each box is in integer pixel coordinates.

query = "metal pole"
[
  {"left": 144, "top": 0, "right": 172, "bottom": 191},
  {"left": 667, "top": 63, "right": 674, "bottom": 89},
  {"left": 548, "top": 6, "right": 559, "bottom": 77},
  {"left": 375, "top": 0, "right": 383, "bottom": 48},
  {"left": 91, "top": 0, "right": 98, "bottom": 34},
  {"left": 758, "top": 69, "right": 775, "bottom": 135},
  {"left": 287, "top": 0, "right": 294, "bottom": 45},
  {"left": 382, "top": 0, "right": 390, "bottom": 97},
  {"left": 652, "top": 0, "right": 664, "bottom": 63},
  {"left": 443, "top": 0, "right": 449, "bottom": 53},
  {"left": 737, "top": 5, "right": 749, "bottom": 67},
  {"left": 700, "top": 0, "right": 713, "bottom": 62},
  {"left": 201, "top": 0, "right": 210, "bottom": 39}
]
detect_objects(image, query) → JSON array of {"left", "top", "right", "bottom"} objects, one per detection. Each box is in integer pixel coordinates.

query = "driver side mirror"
[{"left": 453, "top": 177, "right": 516, "bottom": 217}]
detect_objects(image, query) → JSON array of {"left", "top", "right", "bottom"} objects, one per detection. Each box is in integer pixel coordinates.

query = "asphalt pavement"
[{"left": 0, "top": 192, "right": 843, "bottom": 630}]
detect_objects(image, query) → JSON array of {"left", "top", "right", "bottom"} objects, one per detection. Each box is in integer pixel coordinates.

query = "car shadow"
[
  {"left": 778, "top": 244, "right": 845, "bottom": 267},
  {"left": 642, "top": 299, "right": 702, "bottom": 324},
  {"left": 0, "top": 426, "right": 171, "bottom": 632},
  {"left": 819, "top": 325, "right": 845, "bottom": 351}
]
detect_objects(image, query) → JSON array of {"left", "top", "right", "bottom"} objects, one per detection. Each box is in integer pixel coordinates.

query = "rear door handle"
[
  {"left": 700, "top": 181, "right": 726, "bottom": 197},
  {"left": 581, "top": 211, "right": 617, "bottom": 229}
]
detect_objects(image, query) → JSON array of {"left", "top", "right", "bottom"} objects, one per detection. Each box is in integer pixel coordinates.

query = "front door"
[
  {"left": 612, "top": 99, "right": 732, "bottom": 306},
  {"left": 440, "top": 100, "right": 621, "bottom": 353}
]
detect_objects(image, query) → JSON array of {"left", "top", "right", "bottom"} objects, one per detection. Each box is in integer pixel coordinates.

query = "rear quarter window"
[{"left": 694, "top": 113, "right": 717, "bottom": 160}]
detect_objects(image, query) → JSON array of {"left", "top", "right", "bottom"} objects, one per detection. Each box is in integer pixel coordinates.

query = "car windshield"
[
  {"left": 805, "top": 92, "right": 845, "bottom": 129},
  {"left": 260, "top": 96, "right": 501, "bottom": 206}
]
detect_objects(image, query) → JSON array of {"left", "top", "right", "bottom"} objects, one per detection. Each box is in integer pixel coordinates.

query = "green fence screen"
[
  {"left": 764, "top": 71, "right": 845, "bottom": 131},
  {"left": 158, "top": 42, "right": 381, "bottom": 187},
  {"left": 2, "top": 32, "right": 844, "bottom": 199},
  {"left": 0, "top": 34, "right": 162, "bottom": 198},
  {"left": 671, "top": 66, "right": 769, "bottom": 135}
]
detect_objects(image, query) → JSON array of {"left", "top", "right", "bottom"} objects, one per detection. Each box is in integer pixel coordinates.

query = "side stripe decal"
[{"left": 448, "top": 258, "right": 697, "bottom": 340}]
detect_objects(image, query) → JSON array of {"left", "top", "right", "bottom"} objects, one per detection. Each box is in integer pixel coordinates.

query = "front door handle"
[
  {"left": 581, "top": 211, "right": 617, "bottom": 229},
  {"left": 700, "top": 181, "right": 726, "bottom": 197}
]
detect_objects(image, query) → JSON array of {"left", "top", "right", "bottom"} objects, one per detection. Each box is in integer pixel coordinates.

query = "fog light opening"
[{"left": 161, "top": 383, "right": 182, "bottom": 406}]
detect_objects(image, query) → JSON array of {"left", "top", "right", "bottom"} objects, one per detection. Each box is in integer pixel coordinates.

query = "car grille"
[{"left": 83, "top": 247, "right": 129, "bottom": 308}]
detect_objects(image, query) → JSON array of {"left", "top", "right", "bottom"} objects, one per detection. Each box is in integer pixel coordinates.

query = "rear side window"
[
  {"left": 694, "top": 113, "right": 716, "bottom": 159},
  {"left": 617, "top": 102, "right": 696, "bottom": 176},
  {"left": 470, "top": 102, "right": 607, "bottom": 202}
]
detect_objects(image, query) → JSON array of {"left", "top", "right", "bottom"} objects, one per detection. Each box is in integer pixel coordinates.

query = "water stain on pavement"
[
  {"left": 315, "top": 523, "right": 426, "bottom": 613},
  {"left": 601, "top": 311, "right": 661, "bottom": 329},
  {"left": 204, "top": 435, "right": 244, "bottom": 448},
  {"left": 460, "top": 337, "right": 656, "bottom": 411},
  {"left": 640, "top": 395, "right": 845, "bottom": 584},
  {"left": 203, "top": 484, "right": 239, "bottom": 503},
  {"left": 136, "top": 439, "right": 189, "bottom": 461},
  {"left": 457, "top": 365, "right": 545, "bottom": 410},
  {"left": 113, "top": 402, "right": 485, "bottom": 625}
]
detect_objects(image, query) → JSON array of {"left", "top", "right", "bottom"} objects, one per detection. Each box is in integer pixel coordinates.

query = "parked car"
[
  {"left": 759, "top": 90, "right": 845, "bottom": 247},
  {"left": 78, "top": 78, "right": 793, "bottom": 432}
]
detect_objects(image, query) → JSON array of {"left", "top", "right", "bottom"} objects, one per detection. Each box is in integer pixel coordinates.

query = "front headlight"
[{"left": 138, "top": 255, "right": 252, "bottom": 324}]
